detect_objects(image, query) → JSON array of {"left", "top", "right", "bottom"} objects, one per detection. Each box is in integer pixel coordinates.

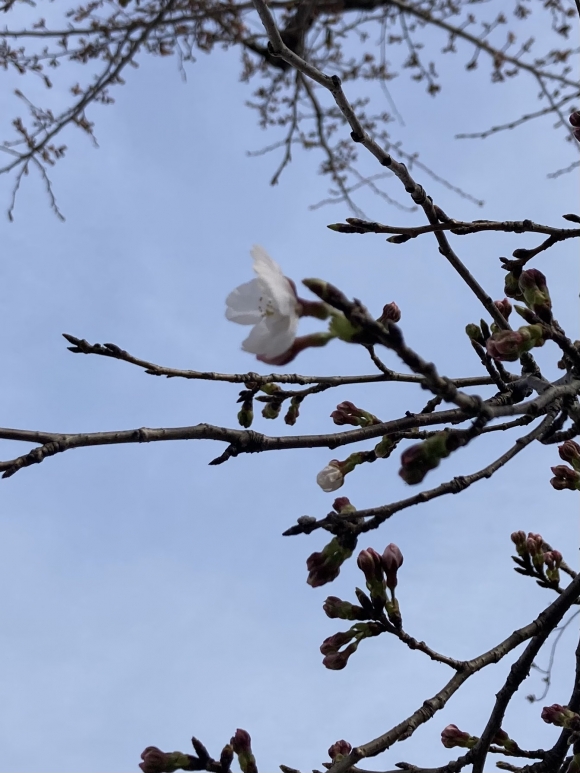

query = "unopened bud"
[
  {"left": 306, "top": 537, "right": 354, "bottom": 587},
  {"left": 331, "top": 400, "right": 379, "bottom": 427},
  {"left": 541, "top": 704, "right": 580, "bottom": 731},
  {"left": 316, "top": 461, "right": 344, "bottom": 492},
  {"left": 262, "top": 400, "right": 282, "bottom": 420},
  {"left": 513, "top": 304, "right": 537, "bottom": 324},
  {"left": 518, "top": 269, "right": 552, "bottom": 322},
  {"left": 332, "top": 497, "right": 356, "bottom": 514},
  {"left": 323, "top": 596, "right": 366, "bottom": 620},
  {"left": 374, "top": 435, "right": 396, "bottom": 459},
  {"left": 382, "top": 543, "right": 404, "bottom": 591},
  {"left": 399, "top": 431, "right": 459, "bottom": 484},
  {"left": 230, "top": 729, "right": 257, "bottom": 773},
  {"left": 510, "top": 530, "right": 527, "bottom": 556},
  {"left": 486, "top": 325, "right": 545, "bottom": 362},
  {"left": 504, "top": 271, "right": 524, "bottom": 300},
  {"left": 550, "top": 464, "right": 580, "bottom": 491},
  {"left": 220, "top": 745, "right": 234, "bottom": 771},
  {"left": 284, "top": 396, "right": 301, "bottom": 426},
  {"left": 328, "top": 740, "right": 352, "bottom": 760},
  {"left": 558, "top": 441, "right": 580, "bottom": 472},
  {"left": 322, "top": 641, "right": 358, "bottom": 670},
  {"left": 543, "top": 550, "right": 562, "bottom": 583},
  {"left": 139, "top": 748, "right": 196, "bottom": 773},
  {"left": 237, "top": 398, "right": 254, "bottom": 428},
  {"left": 377, "top": 302, "right": 401, "bottom": 325},
  {"left": 494, "top": 299, "right": 512, "bottom": 319},
  {"left": 441, "top": 725, "right": 479, "bottom": 749},
  {"left": 465, "top": 323, "right": 485, "bottom": 345},
  {"left": 357, "top": 548, "right": 383, "bottom": 583}
]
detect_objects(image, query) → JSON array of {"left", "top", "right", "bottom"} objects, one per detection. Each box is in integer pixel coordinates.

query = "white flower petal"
[
  {"left": 251, "top": 245, "right": 297, "bottom": 318},
  {"left": 226, "top": 245, "right": 300, "bottom": 360},
  {"left": 225, "top": 279, "right": 263, "bottom": 325},
  {"left": 316, "top": 464, "right": 344, "bottom": 492},
  {"left": 241, "top": 314, "right": 296, "bottom": 358}
]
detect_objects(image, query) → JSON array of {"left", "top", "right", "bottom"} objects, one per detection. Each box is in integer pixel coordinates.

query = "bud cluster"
[
  {"left": 510, "top": 531, "right": 563, "bottom": 584},
  {"left": 440, "top": 725, "right": 519, "bottom": 752},
  {"left": 486, "top": 324, "right": 546, "bottom": 362},
  {"left": 331, "top": 400, "right": 380, "bottom": 427},
  {"left": 319, "top": 544, "right": 404, "bottom": 670},
  {"left": 139, "top": 734, "right": 244, "bottom": 773},
  {"left": 541, "top": 704, "right": 580, "bottom": 732},
  {"left": 320, "top": 621, "right": 383, "bottom": 670},
  {"left": 551, "top": 441, "right": 580, "bottom": 491}
]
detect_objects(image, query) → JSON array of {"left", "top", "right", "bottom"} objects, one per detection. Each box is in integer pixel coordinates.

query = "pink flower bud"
[
  {"left": 140, "top": 748, "right": 171, "bottom": 773},
  {"left": 510, "top": 530, "right": 527, "bottom": 555},
  {"left": 382, "top": 543, "right": 404, "bottom": 591},
  {"left": 558, "top": 440, "right": 580, "bottom": 472},
  {"left": 306, "top": 537, "right": 354, "bottom": 587},
  {"left": 378, "top": 302, "right": 401, "bottom": 324},
  {"left": 333, "top": 496, "right": 355, "bottom": 513},
  {"left": 320, "top": 630, "right": 354, "bottom": 656},
  {"left": 328, "top": 740, "right": 352, "bottom": 760},
  {"left": 322, "top": 641, "right": 358, "bottom": 670},
  {"left": 231, "top": 729, "right": 252, "bottom": 755},
  {"left": 331, "top": 401, "right": 379, "bottom": 427},
  {"left": 541, "top": 705, "right": 580, "bottom": 730},
  {"left": 357, "top": 548, "right": 383, "bottom": 583},
  {"left": 486, "top": 325, "right": 545, "bottom": 362},
  {"left": 526, "top": 533, "right": 544, "bottom": 566},
  {"left": 441, "top": 725, "right": 478, "bottom": 749},
  {"left": 543, "top": 550, "right": 562, "bottom": 569},
  {"left": 323, "top": 596, "right": 366, "bottom": 620},
  {"left": 399, "top": 432, "right": 457, "bottom": 484},
  {"left": 550, "top": 465, "right": 580, "bottom": 491},
  {"left": 543, "top": 550, "right": 562, "bottom": 583},
  {"left": 494, "top": 298, "right": 513, "bottom": 319},
  {"left": 139, "top": 748, "right": 196, "bottom": 773},
  {"left": 231, "top": 730, "right": 257, "bottom": 773}
]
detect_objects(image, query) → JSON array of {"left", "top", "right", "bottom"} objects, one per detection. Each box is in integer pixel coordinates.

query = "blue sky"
[{"left": 0, "top": 4, "right": 578, "bottom": 772}]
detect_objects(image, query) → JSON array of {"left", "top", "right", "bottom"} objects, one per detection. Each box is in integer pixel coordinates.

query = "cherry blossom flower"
[
  {"left": 316, "top": 461, "right": 344, "bottom": 492},
  {"left": 226, "top": 245, "right": 299, "bottom": 359}
]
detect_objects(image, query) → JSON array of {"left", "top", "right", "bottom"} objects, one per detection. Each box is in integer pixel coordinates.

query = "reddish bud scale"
[{"left": 328, "top": 740, "right": 352, "bottom": 760}]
